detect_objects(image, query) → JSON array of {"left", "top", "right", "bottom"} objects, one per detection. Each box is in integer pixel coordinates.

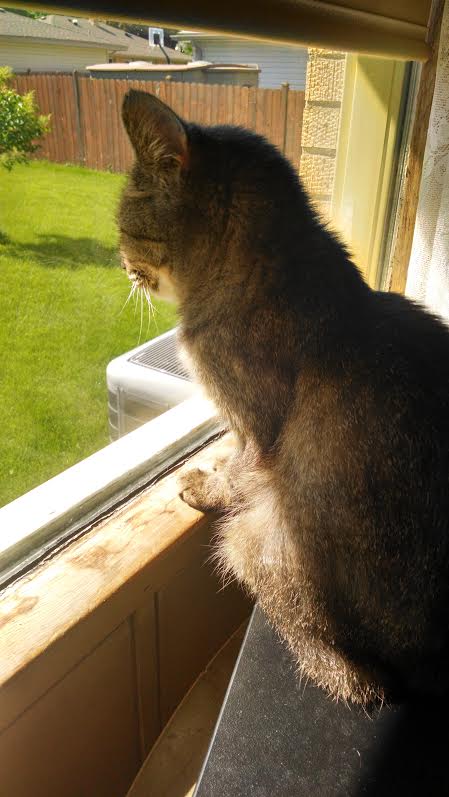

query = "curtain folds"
[{"left": 406, "top": 0, "right": 449, "bottom": 322}]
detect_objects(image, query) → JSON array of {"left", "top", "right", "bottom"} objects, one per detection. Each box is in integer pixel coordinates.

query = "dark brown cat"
[{"left": 118, "top": 89, "right": 449, "bottom": 706}]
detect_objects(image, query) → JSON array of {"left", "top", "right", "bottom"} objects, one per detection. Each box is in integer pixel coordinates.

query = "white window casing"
[{"left": 0, "top": 397, "right": 220, "bottom": 588}]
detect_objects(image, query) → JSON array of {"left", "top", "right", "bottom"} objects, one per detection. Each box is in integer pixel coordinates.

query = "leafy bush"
[{"left": 0, "top": 66, "right": 50, "bottom": 170}]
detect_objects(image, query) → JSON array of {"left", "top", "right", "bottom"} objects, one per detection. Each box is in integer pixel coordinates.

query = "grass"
[{"left": 0, "top": 160, "right": 177, "bottom": 508}]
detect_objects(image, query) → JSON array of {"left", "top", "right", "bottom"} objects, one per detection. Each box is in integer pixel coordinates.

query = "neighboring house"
[
  {"left": 173, "top": 31, "right": 308, "bottom": 90},
  {"left": 0, "top": 8, "right": 115, "bottom": 71},
  {"left": 41, "top": 16, "right": 190, "bottom": 65},
  {"left": 0, "top": 9, "right": 189, "bottom": 73}
]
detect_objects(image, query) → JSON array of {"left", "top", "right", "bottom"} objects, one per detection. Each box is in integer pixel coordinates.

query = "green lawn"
[{"left": 0, "top": 160, "right": 177, "bottom": 508}]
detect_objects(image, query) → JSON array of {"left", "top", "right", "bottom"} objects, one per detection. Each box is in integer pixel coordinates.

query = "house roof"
[
  {"left": 41, "top": 15, "right": 190, "bottom": 62},
  {"left": 0, "top": 10, "right": 190, "bottom": 62},
  {"left": 0, "top": 8, "right": 125, "bottom": 49}
]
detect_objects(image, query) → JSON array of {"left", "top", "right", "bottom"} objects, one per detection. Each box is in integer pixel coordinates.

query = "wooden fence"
[{"left": 12, "top": 73, "right": 305, "bottom": 173}]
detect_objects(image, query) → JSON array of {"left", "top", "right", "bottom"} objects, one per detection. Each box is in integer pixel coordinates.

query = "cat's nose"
[{"left": 120, "top": 255, "right": 127, "bottom": 271}]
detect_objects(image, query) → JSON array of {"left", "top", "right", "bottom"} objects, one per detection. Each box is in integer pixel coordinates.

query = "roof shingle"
[
  {"left": 0, "top": 10, "right": 190, "bottom": 62},
  {"left": 0, "top": 8, "right": 124, "bottom": 48},
  {"left": 43, "top": 16, "right": 189, "bottom": 61}
]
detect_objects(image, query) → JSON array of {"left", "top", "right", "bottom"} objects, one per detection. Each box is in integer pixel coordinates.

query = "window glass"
[{"left": 0, "top": 12, "right": 412, "bottom": 508}]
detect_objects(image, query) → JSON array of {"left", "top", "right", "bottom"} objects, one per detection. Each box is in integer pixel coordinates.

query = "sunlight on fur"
[{"left": 118, "top": 88, "right": 449, "bottom": 707}]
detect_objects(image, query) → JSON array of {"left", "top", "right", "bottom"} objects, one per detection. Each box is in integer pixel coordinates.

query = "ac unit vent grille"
[{"left": 128, "top": 331, "right": 190, "bottom": 380}]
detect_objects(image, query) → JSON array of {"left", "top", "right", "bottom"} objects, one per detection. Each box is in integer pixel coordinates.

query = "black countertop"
[{"left": 194, "top": 606, "right": 449, "bottom": 796}]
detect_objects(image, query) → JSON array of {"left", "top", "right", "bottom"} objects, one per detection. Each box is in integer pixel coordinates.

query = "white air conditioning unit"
[{"left": 107, "top": 328, "right": 195, "bottom": 440}]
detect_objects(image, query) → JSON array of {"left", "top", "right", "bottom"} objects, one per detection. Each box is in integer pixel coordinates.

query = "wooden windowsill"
[{"left": 0, "top": 432, "right": 236, "bottom": 735}]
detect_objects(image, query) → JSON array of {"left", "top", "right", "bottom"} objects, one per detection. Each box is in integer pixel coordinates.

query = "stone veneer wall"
[{"left": 300, "top": 49, "right": 347, "bottom": 220}]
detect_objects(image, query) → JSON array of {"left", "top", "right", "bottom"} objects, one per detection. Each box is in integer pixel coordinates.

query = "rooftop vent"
[{"left": 149, "top": 26, "right": 164, "bottom": 47}]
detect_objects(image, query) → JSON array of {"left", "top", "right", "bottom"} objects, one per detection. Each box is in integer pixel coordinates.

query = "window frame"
[
  {"left": 0, "top": 397, "right": 221, "bottom": 588},
  {"left": 0, "top": 57, "right": 417, "bottom": 583},
  {"left": 0, "top": 0, "right": 441, "bottom": 587}
]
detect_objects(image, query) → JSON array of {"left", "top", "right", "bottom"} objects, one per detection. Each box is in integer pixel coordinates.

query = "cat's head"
[
  {"left": 118, "top": 90, "right": 189, "bottom": 303},
  {"left": 118, "top": 89, "right": 306, "bottom": 305}
]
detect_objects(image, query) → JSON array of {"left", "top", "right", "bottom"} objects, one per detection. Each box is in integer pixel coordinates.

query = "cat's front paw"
[{"left": 179, "top": 467, "right": 217, "bottom": 511}]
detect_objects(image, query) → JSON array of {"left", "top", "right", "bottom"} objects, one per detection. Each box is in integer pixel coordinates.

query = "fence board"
[
  {"left": 12, "top": 74, "right": 78, "bottom": 165},
  {"left": 12, "top": 74, "right": 304, "bottom": 173},
  {"left": 77, "top": 76, "right": 90, "bottom": 167}
]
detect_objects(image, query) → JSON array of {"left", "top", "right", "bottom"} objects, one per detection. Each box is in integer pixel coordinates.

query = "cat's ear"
[{"left": 122, "top": 90, "right": 188, "bottom": 171}]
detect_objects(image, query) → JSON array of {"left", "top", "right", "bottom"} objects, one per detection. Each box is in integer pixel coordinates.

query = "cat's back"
[
  {"left": 275, "top": 289, "right": 449, "bottom": 683},
  {"left": 301, "top": 288, "right": 449, "bottom": 435},
  {"left": 279, "top": 287, "right": 449, "bottom": 531},
  {"left": 370, "top": 289, "right": 449, "bottom": 385},
  {"left": 360, "top": 290, "right": 449, "bottom": 446}
]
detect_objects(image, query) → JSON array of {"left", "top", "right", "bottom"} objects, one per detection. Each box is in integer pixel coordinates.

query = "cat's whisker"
[
  {"left": 142, "top": 282, "right": 160, "bottom": 336},
  {"left": 150, "top": 292, "right": 157, "bottom": 324},
  {"left": 142, "top": 283, "right": 151, "bottom": 312},
  {"left": 133, "top": 286, "right": 139, "bottom": 315},
  {"left": 138, "top": 288, "right": 144, "bottom": 344},
  {"left": 150, "top": 294, "right": 160, "bottom": 334},
  {"left": 119, "top": 281, "right": 137, "bottom": 316},
  {"left": 146, "top": 297, "right": 151, "bottom": 337},
  {"left": 143, "top": 285, "right": 153, "bottom": 335}
]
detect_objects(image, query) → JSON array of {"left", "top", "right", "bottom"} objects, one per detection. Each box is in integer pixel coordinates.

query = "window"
[
  {"left": 0, "top": 8, "right": 422, "bottom": 582},
  {"left": 0, "top": 6, "right": 440, "bottom": 793}
]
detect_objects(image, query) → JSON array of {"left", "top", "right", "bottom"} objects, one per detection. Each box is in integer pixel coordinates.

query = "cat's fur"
[{"left": 118, "top": 89, "right": 449, "bottom": 705}]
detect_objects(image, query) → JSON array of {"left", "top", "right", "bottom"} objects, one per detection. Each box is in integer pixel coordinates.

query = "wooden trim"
[
  {"left": 130, "top": 602, "right": 160, "bottom": 758},
  {"left": 388, "top": 0, "right": 445, "bottom": 294}
]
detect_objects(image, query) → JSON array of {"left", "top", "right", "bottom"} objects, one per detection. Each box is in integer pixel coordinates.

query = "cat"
[{"left": 118, "top": 89, "right": 449, "bottom": 706}]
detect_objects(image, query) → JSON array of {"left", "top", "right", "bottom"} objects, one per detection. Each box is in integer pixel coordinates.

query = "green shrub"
[{"left": 0, "top": 66, "right": 50, "bottom": 170}]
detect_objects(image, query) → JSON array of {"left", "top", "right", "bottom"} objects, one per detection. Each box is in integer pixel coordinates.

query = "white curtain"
[{"left": 406, "top": 0, "right": 449, "bottom": 323}]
